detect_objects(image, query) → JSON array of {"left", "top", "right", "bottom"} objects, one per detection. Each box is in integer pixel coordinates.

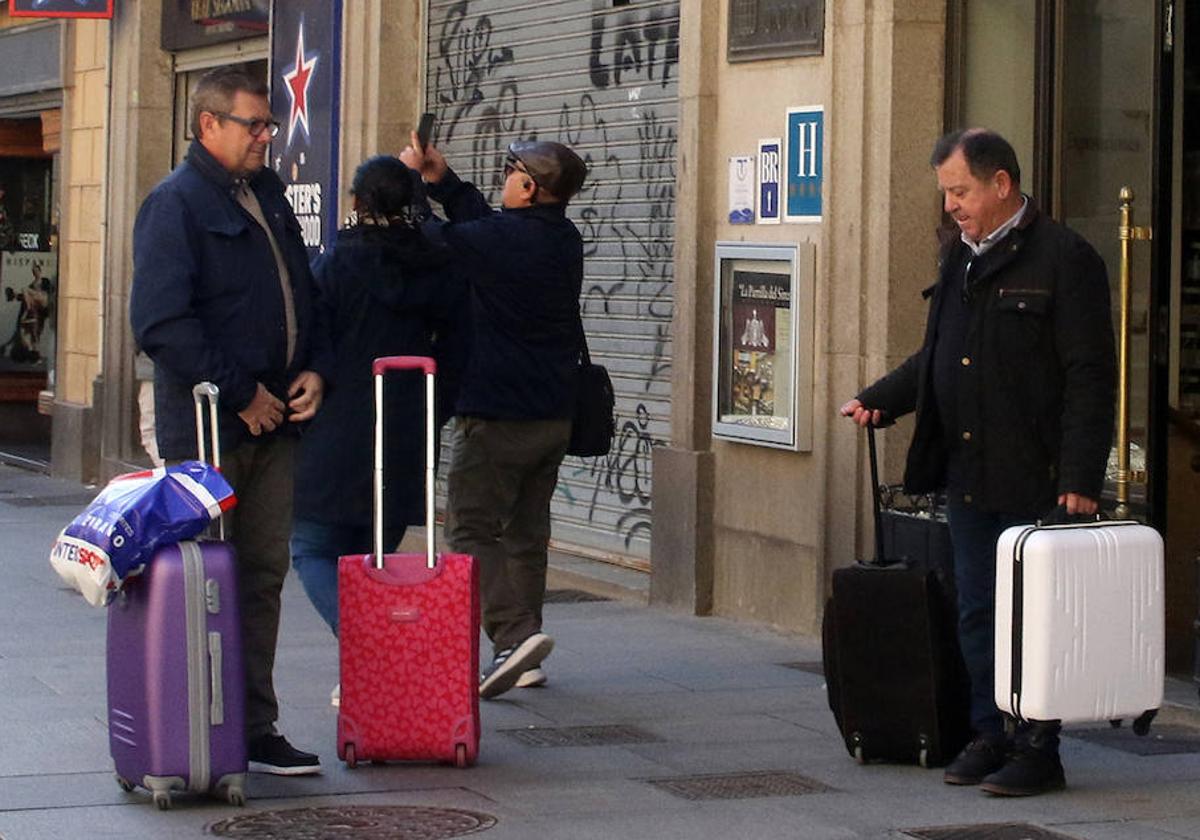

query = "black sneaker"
[
  {"left": 479, "top": 632, "right": 554, "bottom": 700},
  {"left": 247, "top": 732, "right": 321, "bottom": 776},
  {"left": 943, "top": 735, "right": 1009, "bottom": 785},
  {"left": 979, "top": 744, "right": 1065, "bottom": 796}
]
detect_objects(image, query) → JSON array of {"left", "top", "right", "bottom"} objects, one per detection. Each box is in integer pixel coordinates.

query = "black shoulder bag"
[{"left": 566, "top": 317, "right": 616, "bottom": 457}]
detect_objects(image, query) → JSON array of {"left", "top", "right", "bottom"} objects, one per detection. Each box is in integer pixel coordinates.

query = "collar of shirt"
[{"left": 961, "top": 195, "right": 1028, "bottom": 257}]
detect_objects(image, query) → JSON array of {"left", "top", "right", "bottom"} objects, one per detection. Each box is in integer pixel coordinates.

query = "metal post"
[{"left": 1116, "top": 187, "right": 1151, "bottom": 519}]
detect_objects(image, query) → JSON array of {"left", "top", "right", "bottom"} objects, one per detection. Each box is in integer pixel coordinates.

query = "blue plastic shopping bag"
[{"left": 49, "top": 461, "right": 236, "bottom": 606}]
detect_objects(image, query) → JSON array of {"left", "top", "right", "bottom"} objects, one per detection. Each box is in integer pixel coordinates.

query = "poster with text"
[
  {"left": 0, "top": 251, "right": 57, "bottom": 371},
  {"left": 271, "top": 0, "right": 342, "bottom": 258},
  {"left": 728, "top": 269, "right": 790, "bottom": 418}
]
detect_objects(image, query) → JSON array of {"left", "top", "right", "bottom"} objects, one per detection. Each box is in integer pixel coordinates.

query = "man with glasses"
[
  {"left": 401, "top": 134, "right": 587, "bottom": 700},
  {"left": 131, "top": 66, "right": 329, "bottom": 775}
]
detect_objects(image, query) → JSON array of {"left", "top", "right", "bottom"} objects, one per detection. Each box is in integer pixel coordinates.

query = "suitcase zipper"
[{"left": 181, "top": 542, "right": 212, "bottom": 792}]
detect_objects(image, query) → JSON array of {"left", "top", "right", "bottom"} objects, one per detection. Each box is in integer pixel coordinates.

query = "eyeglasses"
[{"left": 212, "top": 111, "right": 281, "bottom": 138}]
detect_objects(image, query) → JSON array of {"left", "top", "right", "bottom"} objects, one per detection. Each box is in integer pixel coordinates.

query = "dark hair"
[
  {"left": 351, "top": 155, "right": 419, "bottom": 220},
  {"left": 930, "top": 129, "right": 1021, "bottom": 187},
  {"left": 190, "top": 66, "right": 269, "bottom": 138}
]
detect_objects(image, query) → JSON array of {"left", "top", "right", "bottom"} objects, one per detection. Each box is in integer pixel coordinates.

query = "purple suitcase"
[{"left": 106, "top": 382, "right": 247, "bottom": 809}]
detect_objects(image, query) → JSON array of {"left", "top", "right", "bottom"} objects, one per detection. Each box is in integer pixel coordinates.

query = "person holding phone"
[{"left": 401, "top": 131, "right": 587, "bottom": 700}]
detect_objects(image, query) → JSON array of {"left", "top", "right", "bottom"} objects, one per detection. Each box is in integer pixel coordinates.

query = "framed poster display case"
[{"left": 712, "top": 241, "right": 815, "bottom": 450}]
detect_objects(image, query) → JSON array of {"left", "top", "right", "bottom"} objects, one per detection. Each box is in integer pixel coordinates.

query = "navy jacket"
[
  {"left": 130, "top": 142, "right": 330, "bottom": 460},
  {"left": 858, "top": 202, "right": 1116, "bottom": 517},
  {"left": 293, "top": 224, "right": 469, "bottom": 529},
  {"left": 425, "top": 170, "right": 582, "bottom": 420}
]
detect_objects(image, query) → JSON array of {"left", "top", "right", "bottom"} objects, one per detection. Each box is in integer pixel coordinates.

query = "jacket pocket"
[
  {"left": 994, "top": 287, "right": 1051, "bottom": 352},
  {"left": 203, "top": 217, "right": 253, "bottom": 296}
]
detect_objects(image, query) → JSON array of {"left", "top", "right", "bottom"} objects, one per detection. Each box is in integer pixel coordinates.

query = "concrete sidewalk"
[{"left": 2, "top": 462, "right": 1200, "bottom": 839}]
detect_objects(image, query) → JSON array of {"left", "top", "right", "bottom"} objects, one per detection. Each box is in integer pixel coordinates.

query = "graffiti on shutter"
[{"left": 427, "top": 0, "right": 679, "bottom": 559}]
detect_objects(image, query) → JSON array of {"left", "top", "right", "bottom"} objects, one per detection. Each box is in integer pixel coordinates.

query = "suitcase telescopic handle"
[
  {"left": 867, "top": 423, "right": 886, "bottom": 565},
  {"left": 192, "top": 382, "right": 224, "bottom": 541},
  {"left": 372, "top": 356, "right": 438, "bottom": 571}
]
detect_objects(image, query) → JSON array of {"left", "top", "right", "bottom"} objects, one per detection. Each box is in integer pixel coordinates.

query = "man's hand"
[
  {"left": 287, "top": 370, "right": 324, "bottom": 422},
  {"left": 238, "top": 383, "right": 285, "bottom": 436},
  {"left": 839, "top": 398, "right": 882, "bottom": 428},
  {"left": 399, "top": 131, "right": 448, "bottom": 184},
  {"left": 1057, "top": 492, "right": 1098, "bottom": 516}
]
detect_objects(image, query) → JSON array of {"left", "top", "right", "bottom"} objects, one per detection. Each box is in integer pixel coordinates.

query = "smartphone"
[{"left": 416, "top": 112, "right": 436, "bottom": 151}]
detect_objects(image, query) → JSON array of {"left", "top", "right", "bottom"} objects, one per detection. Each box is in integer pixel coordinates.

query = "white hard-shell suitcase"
[{"left": 994, "top": 520, "right": 1164, "bottom": 728}]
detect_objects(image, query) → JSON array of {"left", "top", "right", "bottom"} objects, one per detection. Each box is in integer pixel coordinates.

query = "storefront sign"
[
  {"left": 712, "top": 241, "right": 815, "bottom": 450},
  {"left": 160, "top": 0, "right": 269, "bottom": 52},
  {"left": 757, "top": 138, "right": 781, "bottom": 224},
  {"left": 727, "top": 0, "right": 823, "bottom": 62},
  {"left": 785, "top": 106, "right": 823, "bottom": 223},
  {"left": 10, "top": 0, "right": 112, "bottom": 18},
  {"left": 271, "top": 0, "right": 342, "bottom": 257},
  {"left": 0, "top": 251, "right": 56, "bottom": 372},
  {"left": 728, "top": 155, "right": 754, "bottom": 224}
]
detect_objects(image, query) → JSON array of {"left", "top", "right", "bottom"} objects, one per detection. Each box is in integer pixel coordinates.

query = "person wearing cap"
[{"left": 401, "top": 134, "right": 587, "bottom": 700}]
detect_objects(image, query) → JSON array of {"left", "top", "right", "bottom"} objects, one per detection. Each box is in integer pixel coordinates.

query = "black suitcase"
[{"left": 822, "top": 425, "right": 970, "bottom": 767}]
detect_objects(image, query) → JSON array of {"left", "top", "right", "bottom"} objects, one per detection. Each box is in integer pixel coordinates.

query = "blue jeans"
[
  {"left": 945, "top": 500, "right": 1028, "bottom": 737},
  {"left": 290, "top": 518, "right": 406, "bottom": 636}
]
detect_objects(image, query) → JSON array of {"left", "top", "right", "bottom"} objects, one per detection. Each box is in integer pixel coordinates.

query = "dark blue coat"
[
  {"left": 130, "top": 141, "right": 330, "bottom": 460},
  {"left": 424, "top": 170, "right": 582, "bottom": 420},
  {"left": 293, "top": 223, "right": 469, "bottom": 529}
]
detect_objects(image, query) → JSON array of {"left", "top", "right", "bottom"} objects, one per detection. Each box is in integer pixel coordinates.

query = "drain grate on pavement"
[
  {"left": 208, "top": 805, "right": 497, "bottom": 839},
  {"left": 543, "top": 588, "right": 611, "bottom": 603},
  {"left": 904, "top": 824, "right": 1081, "bottom": 840},
  {"left": 1066, "top": 724, "right": 1200, "bottom": 756},
  {"left": 0, "top": 492, "right": 97, "bottom": 508},
  {"left": 778, "top": 660, "right": 827, "bottom": 676},
  {"left": 646, "top": 770, "right": 831, "bottom": 801},
  {"left": 500, "top": 723, "right": 660, "bottom": 747}
]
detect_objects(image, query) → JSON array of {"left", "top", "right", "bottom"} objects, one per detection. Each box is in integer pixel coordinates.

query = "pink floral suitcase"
[{"left": 336, "top": 356, "right": 480, "bottom": 768}]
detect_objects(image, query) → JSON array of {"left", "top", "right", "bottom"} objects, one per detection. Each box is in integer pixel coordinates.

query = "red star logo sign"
[{"left": 281, "top": 21, "right": 318, "bottom": 146}]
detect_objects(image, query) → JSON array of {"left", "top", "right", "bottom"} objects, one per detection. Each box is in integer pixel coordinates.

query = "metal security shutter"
[{"left": 425, "top": 0, "right": 679, "bottom": 563}]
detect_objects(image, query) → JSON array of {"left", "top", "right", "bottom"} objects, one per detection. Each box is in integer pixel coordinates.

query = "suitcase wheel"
[
  {"left": 918, "top": 734, "right": 930, "bottom": 769},
  {"left": 226, "top": 786, "right": 246, "bottom": 807},
  {"left": 1110, "top": 718, "right": 1123, "bottom": 729},
  {"left": 850, "top": 733, "right": 865, "bottom": 764},
  {"left": 455, "top": 743, "right": 468, "bottom": 769},
  {"left": 153, "top": 791, "right": 172, "bottom": 811},
  {"left": 344, "top": 742, "right": 357, "bottom": 769},
  {"left": 115, "top": 776, "right": 135, "bottom": 793}
]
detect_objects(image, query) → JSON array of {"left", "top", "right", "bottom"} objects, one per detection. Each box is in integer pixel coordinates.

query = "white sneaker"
[
  {"left": 331, "top": 683, "right": 341, "bottom": 708},
  {"left": 515, "top": 667, "right": 547, "bottom": 688}
]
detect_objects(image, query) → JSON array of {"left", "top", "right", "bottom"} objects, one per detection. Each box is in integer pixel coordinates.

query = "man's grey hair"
[{"left": 189, "top": 66, "right": 269, "bottom": 139}]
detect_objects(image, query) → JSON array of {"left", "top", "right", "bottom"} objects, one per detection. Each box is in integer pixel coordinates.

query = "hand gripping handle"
[{"left": 372, "top": 356, "right": 439, "bottom": 570}]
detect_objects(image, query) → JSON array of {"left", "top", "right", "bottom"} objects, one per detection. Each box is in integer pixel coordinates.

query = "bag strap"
[{"left": 576, "top": 309, "right": 592, "bottom": 366}]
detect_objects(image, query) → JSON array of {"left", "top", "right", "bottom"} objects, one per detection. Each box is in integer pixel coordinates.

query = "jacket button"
[
  {"left": 961, "top": 431, "right": 972, "bottom": 441},
  {"left": 1017, "top": 301, "right": 1027, "bottom": 310},
  {"left": 961, "top": 356, "right": 971, "bottom": 366},
  {"left": 963, "top": 493, "right": 973, "bottom": 504}
]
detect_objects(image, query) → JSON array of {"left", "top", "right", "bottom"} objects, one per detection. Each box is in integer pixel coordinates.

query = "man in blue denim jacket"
[{"left": 130, "top": 67, "right": 330, "bottom": 775}]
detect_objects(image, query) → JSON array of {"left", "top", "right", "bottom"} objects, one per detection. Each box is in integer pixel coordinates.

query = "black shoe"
[
  {"left": 943, "top": 735, "right": 1009, "bottom": 785},
  {"left": 247, "top": 732, "right": 321, "bottom": 776},
  {"left": 979, "top": 744, "right": 1065, "bottom": 796},
  {"left": 479, "top": 632, "right": 554, "bottom": 700}
]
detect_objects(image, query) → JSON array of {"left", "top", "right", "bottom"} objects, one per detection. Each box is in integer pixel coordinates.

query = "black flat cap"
[{"left": 508, "top": 141, "right": 587, "bottom": 202}]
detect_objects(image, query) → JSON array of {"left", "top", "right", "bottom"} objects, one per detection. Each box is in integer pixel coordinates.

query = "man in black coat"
[
  {"left": 401, "top": 135, "right": 587, "bottom": 700},
  {"left": 841, "top": 129, "right": 1116, "bottom": 796},
  {"left": 130, "top": 67, "right": 329, "bottom": 775}
]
